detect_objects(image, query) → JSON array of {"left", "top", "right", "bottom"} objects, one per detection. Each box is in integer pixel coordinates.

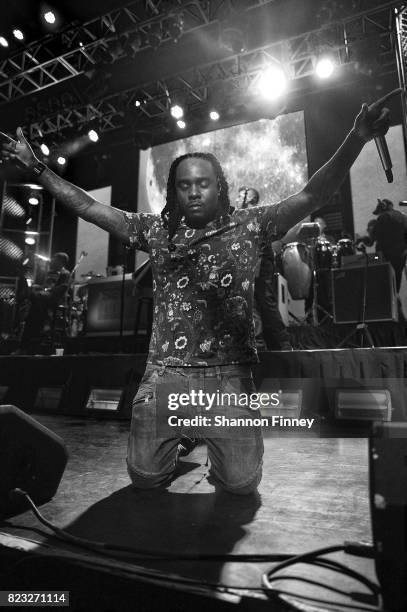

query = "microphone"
[{"left": 374, "top": 135, "right": 393, "bottom": 183}]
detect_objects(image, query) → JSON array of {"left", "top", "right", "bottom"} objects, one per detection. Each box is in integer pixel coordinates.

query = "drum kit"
[{"left": 279, "top": 223, "right": 356, "bottom": 325}]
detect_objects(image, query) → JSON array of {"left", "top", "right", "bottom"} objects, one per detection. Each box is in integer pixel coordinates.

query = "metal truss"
[
  {"left": 24, "top": 1, "right": 404, "bottom": 143},
  {"left": 0, "top": 0, "right": 273, "bottom": 105}
]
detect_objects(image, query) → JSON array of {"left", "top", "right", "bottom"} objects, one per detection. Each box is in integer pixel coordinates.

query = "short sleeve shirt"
[{"left": 124, "top": 204, "right": 284, "bottom": 366}]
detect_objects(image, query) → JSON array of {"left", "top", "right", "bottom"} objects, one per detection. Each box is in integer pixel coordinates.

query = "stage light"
[
  {"left": 88, "top": 129, "right": 99, "bottom": 142},
  {"left": 40, "top": 143, "right": 50, "bottom": 156},
  {"left": 44, "top": 11, "right": 56, "bottom": 25},
  {"left": 257, "top": 66, "right": 288, "bottom": 100},
  {"left": 0, "top": 37, "right": 8, "bottom": 48},
  {"left": 3, "top": 195, "right": 25, "bottom": 218},
  {"left": 167, "top": 13, "right": 184, "bottom": 43},
  {"left": 209, "top": 110, "right": 220, "bottom": 121},
  {"left": 13, "top": 29, "right": 24, "bottom": 41},
  {"left": 29, "top": 196, "right": 39, "bottom": 205},
  {"left": 57, "top": 156, "right": 66, "bottom": 165},
  {"left": 171, "top": 104, "right": 184, "bottom": 119},
  {"left": 315, "top": 57, "right": 335, "bottom": 79},
  {"left": 177, "top": 120, "right": 186, "bottom": 129},
  {"left": 0, "top": 237, "right": 23, "bottom": 261}
]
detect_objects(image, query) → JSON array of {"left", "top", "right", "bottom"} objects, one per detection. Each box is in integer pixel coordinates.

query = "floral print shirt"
[{"left": 124, "top": 204, "right": 285, "bottom": 366}]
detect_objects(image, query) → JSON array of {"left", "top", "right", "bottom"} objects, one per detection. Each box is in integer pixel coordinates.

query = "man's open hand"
[
  {"left": 353, "top": 88, "right": 403, "bottom": 143},
  {"left": 0, "top": 127, "right": 37, "bottom": 170}
]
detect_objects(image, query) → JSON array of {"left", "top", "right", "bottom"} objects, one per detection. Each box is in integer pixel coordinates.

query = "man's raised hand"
[
  {"left": 0, "top": 127, "right": 37, "bottom": 170},
  {"left": 353, "top": 88, "right": 404, "bottom": 144}
]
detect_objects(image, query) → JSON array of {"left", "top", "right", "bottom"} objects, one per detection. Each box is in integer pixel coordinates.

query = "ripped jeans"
[{"left": 126, "top": 364, "right": 264, "bottom": 495}]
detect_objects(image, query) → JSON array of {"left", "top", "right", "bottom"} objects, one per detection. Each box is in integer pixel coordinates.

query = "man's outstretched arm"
[
  {"left": 1, "top": 127, "right": 131, "bottom": 244},
  {"left": 273, "top": 89, "right": 402, "bottom": 234}
]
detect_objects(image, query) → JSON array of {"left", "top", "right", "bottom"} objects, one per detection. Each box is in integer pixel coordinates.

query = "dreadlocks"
[{"left": 161, "top": 152, "right": 231, "bottom": 241}]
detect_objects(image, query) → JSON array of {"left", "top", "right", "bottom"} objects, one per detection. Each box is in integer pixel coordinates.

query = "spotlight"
[
  {"left": 315, "top": 57, "right": 335, "bottom": 79},
  {"left": 222, "top": 27, "right": 246, "bottom": 54},
  {"left": 40, "top": 143, "right": 50, "bottom": 156},
  {"left": 171, "top": 104, "right": 184, "bottom": 119},
  {"left": 209, "top": 110, "right": 220, "bottom": 121},
  {"left": 256, "top": 66, "right": 288, "bottom": 100},
  {"left": 135, "top": 100, "right": 141, "bottom": 107},
  {"left": 29, "top": 196, "right": 39, "bottom": 206},
  {"left": 13, "top": 29, "right": 24, "bottom": 41},
  {"left": 167, "top": 13, "right": 184, "bottom": 43},
  {"left": 88, "top": 129, "right": 99, "bottom": 142},
  {"left": 177, "top": 120, "right": 186, "bottom": 129},
  {"left": 44, "top": 11, "right": 56, "bottom": 25},
  {"left": 57, "top": 156, "right": 66, "bottom": 165},
  {"left": 0, "top": 37, "right": 8, "bottom": 48}
]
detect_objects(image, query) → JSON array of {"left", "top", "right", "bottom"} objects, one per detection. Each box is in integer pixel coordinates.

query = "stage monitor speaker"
[
  {"left": 0, "top": 405, "right": 68, "bottom": 519},
  {"left": 332, "top": 263, "right": 397, "bottom": 324},
  {"left": 369, "top": 422, "right": 407, "bottom": 611}
]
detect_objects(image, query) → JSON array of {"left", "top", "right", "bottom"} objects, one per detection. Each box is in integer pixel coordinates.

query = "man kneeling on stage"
[{"left": 0, "top": 90, "right": 397, "bottom": 494}]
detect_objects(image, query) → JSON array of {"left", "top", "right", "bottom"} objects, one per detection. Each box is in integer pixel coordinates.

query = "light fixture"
[
  {"left": 209, "top": 110, "right": 220, "bottom": 121},
  {"left": 221, "top": 27, "right": 246, "bottom": 54},
  {"left": 167, "top": 13, "right": 184, "bottom": 43},
  {"left": 40, "top": 143, "right": 50, "bottom": 156},
  {"left": 0, "top": 37, "right": 8, "bottom": 48},
  {"left": 29, "top": 196, "right": 39, "bottom": 206},
  {"left": 315, "top": 56, "right": 335, "bottom": 79},
  {"left": 135, "top": 100, "right": 141, "bottom": 107},
  {"left": 22, "top": 258, "right": 29, "bottom": 266},
  {"left": 256, "top": 65, "right": 288, "bottom": 100},
  {"left": 171, "top": 104, "right": 184, "bottom": 119},
  {"left": 25, "top": 217, "right": 32, "bottom": 225},
  {"left": 13, "top": 29, "right": 24, "bottom": 41},
  {"left": 24, "top": 236, "right": 36, "bottom": 246},
  {"left": 177, "top": 120, "right": 186, "bottom": 129},
  {"left": 88, "top": 129, "right": 99, "bottom": 142},
  {"left": 44, "top": 11, "right": 56, "bottom": 25},
  {"left": 57, "top": 156, "right": 66, "bottom": 165}
]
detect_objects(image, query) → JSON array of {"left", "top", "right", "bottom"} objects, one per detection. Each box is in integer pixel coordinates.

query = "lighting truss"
[
  {"left": 24, "top": 1, "right": 403, "bottom": 143},
  {"left": 0, "top": 0, "right": 274, "bottom": 105}
]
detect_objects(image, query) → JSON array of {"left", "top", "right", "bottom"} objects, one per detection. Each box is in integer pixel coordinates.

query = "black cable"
[
  {"left": 262, "top": 545, "right": 380, "bottom": 608},
  {"left": 8, "top": 489, "right": 381, "bottom": 612}
]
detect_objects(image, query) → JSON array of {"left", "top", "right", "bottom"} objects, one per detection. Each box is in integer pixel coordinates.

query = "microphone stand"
[{"left": 337, "top": 247, "right": 374, "bottom": 348}]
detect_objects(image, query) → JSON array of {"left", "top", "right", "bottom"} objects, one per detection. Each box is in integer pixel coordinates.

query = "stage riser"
[{"left": 0, "top": 349, "right": 406, "bottom": 424}]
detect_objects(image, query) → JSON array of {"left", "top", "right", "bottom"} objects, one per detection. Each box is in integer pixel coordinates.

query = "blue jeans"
[{"left": 127, "top": 364, "right": 264, "bottom": 495}]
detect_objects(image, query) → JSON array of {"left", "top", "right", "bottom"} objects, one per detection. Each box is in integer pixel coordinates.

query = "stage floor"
[{"left": 0, "top": 413, "right": 378, "bottom": 611}]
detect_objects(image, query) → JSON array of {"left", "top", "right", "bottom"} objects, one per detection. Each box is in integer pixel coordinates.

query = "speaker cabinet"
[
  {"left": 0, "top": 405, "right": 68, "bottom": 518},
  {"left": 332, "top": 263, "right": 397, "bottom": 323},
  {"left": 369, "top": 422, "right": 407, "bottom": 611}
]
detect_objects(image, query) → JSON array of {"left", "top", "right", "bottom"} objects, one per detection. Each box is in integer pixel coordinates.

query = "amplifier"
[
  {"left": 332, "top": 263, "right": 397, "bottom": 324},
  {"left": 341, "top": 253, "right": 383, "bottom": 267}
]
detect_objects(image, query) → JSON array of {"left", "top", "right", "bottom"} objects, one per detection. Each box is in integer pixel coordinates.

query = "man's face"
[{"left": 175, "top": 158, "right": 220, "bottom": 228}]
